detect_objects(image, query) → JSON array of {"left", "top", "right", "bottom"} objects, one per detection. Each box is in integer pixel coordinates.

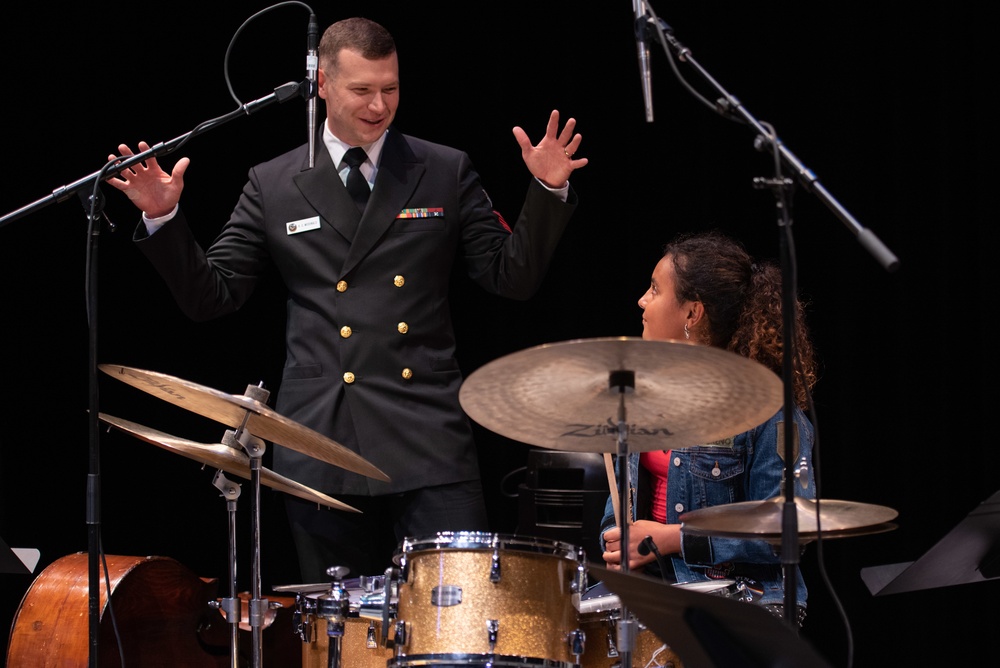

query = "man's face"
[{"left": 318, "top": 47, "right": 399, "bottom": 146}]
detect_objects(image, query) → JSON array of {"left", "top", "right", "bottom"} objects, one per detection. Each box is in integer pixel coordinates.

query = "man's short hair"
[{"left": 319, "top": 17, "right": 396, "bottom": 71}]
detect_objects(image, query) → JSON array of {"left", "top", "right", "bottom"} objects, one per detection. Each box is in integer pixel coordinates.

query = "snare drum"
[
  {"left": 576, "top": 587, "right": 681, "bottom": 668},
  {"left": 389, "top": 532, "right": 587, "bottom": 667},
  {"left": 574, "top": 578, "right": 741, "bottom": 667},
  {"left": 295, "top": 576, "right": 396, "bottom": 668},
  {"left": 673, "top": 579, "right": 740, "bottom": 597}
]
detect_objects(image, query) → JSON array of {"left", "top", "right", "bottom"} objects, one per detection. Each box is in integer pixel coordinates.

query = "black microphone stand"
[
  {"left": 645, "top": 17, "right": 899, "bottom": 273},
  {"left": 642, "top": 15, "right": 900, "bottom": 627},
  {"left": 610, "top": 369, "right": 636, "bottom": 668},
  {"left": 0, "top": 78, "right": 309, "bottom": 668},
  {"left": 82, "top": 187, "right": 108, "bottom": 668}
]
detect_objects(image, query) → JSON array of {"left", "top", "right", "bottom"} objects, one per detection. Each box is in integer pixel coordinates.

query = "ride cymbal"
[
  {"left": 99, "top": 364, "right": 388, "bottom": 482},
  {"left": 459, "top": 337, "right": 784, "bottom": 452},
  {"left": 680, "top": 496, "right": 899, "bottom": 543},
  {"left": 99, "top": 413, "right": 359, "bottom": 513}
]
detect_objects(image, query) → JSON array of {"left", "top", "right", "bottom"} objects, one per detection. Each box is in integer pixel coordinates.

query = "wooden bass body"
[{"left": 6, "top": 552, "right": 298, "bottom": 667}]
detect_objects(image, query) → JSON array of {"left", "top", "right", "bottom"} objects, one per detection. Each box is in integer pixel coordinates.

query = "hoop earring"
[{"left": 683, "top": 323, "right": 690, "bottom": 340}]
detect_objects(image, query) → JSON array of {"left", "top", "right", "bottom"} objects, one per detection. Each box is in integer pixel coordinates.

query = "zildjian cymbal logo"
[
  {"left": 134, "top": 375, "right": 189, "bottom": 402},
  {"left": 560, "top": 417, "right": 674, "bottom": 438}
]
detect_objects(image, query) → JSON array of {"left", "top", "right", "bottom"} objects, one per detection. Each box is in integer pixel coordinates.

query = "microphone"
[
  {"left": 306, "top": 12, "right": 320, "bottom": 168},
  {"left": 638, "top": 535, "right": 668, "bottom": 580},
  {"left": 633, "top": 0, "right": 653, "bottom": 122}
]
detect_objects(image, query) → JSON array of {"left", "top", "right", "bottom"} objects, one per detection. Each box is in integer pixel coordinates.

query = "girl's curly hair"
[{"left": 664, "top": 230, "right": 818, "bottom": 410}]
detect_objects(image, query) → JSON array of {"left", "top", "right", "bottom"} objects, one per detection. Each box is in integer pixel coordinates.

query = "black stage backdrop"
[{"left": 0, "top": 2, "right": 995, "bottom": 666}]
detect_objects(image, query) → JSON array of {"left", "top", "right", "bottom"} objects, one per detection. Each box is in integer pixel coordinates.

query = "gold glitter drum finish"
[
  {"left": 388, "top": 532, "right": 589, "bottom": 667},
  {"left": 574, "top": 581, "right": 741, "bottom": 668},
  {"left": 277, "top": 575, "right": 397, "bottom": 668},
  {"left": 301, "top": 615, "right": 394, "bottom": 668},
  {"left": 577, "top": 608, "right": 679, "bottom": 668}
]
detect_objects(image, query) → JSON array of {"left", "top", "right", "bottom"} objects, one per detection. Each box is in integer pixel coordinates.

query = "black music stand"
[
  {"left": 861, "top": 489, "right": 1000, "bottom": 596},
  {"left": 1, "top": 535, "right": 38, "bottom": 575},
  {"left": 590, "top": 566, "right": 833, "bottom": 668}
]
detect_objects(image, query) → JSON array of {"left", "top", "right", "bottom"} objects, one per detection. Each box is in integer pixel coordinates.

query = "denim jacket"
[{"left": 599, "top": 405, "right": 815, "bottom": 608}]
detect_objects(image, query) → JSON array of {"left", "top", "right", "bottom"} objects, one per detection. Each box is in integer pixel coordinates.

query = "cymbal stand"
[
  {"left": 230, "top": 383, "right": 272, "bottom": 668},
  {"left": 0, "top": 77, "right": 313, "bottom": 668},
  {"left": 210, "top": 466, "right": 243, "bottom": 668},
  {"left": 610, "top": 369, "right": 636, "bottom": 668}
]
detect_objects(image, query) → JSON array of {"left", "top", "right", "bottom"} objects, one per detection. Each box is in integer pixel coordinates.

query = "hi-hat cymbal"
[
  {"left": 679, "top": 496, "right": 899, "bottom": 544},
  {"left": 459, "top": 337, "right": 784, "bottom": 452},
  {"left": 99, "top": 364, "right": 388, "bottom": 482},
  {"left": 99, "top": 413, "right": 359, "bottom": 513}
]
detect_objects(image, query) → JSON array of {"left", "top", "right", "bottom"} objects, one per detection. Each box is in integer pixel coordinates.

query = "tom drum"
[{"left": 389, "top": 532, "right": 588, "bottom": 667}]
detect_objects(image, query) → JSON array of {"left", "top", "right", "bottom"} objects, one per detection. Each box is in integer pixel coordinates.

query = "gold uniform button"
[
  {"left": 343, "top": 372, "right": 355, "bottom": 384},
  {"left": 336, "top": 280, "right": 348, "bottom": 292},
  {"left": 393, "top": 275, "right": 405, "bottom": 288},
  {"left": 401, "top": 368, "right": 413, "bottom": 380},
  {"left": 340, "top": 326, "right": 352, "bottom": 338},
  {"left": 397, "top": 322, "right": 409, "bottom": 334}
]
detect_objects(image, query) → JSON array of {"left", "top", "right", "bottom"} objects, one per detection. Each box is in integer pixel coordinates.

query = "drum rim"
[
  {"left": 575, "top": 591, "right": 622, "bottom": 615},
  {"left": 386, "top": 653, "right": 577, "bottom": 667},
  {"left": 394, "top": 531, "right": 582, "bottom": 562},
  {"left": 300, "top": 574, "right": 394, "bottom": 612},
  {"left": 673, "top": 578, "right": 737, "bottom": 593}
]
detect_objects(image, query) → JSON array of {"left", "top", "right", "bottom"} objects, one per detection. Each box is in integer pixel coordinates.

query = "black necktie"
[{"left": 343, "top": 147, "right": 370, "bottom": 213}]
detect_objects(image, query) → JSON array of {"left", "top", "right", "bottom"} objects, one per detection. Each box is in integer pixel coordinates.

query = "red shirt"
[{"left": 640, "top": 449, "right": 672, "bottom": 523}]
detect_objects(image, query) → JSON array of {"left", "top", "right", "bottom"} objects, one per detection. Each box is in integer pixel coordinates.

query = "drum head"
[
  {"left": 673, "top": 578, "right": 736, "bottom": 594},
  {"left": 576, "top": 581, "right": 622, "bottom": 615}
]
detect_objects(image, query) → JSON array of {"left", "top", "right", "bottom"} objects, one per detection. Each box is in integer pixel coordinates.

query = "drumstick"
[{"left": 603, "top": 453, "right": 621, "bottom": 528}]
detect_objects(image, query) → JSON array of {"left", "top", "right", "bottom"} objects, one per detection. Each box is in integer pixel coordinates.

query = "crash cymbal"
[
  {"left": 99, "top": 413, "right": 360, "bottom": 513},
  {"left": 680, "top": 496, "right": 899, "bottom": 543},
  {"left": 99, "top": 364, "right": 388, "bottom": 482},
  {"left": 459, "top": 337, "right": 783, "bottom": 452}
]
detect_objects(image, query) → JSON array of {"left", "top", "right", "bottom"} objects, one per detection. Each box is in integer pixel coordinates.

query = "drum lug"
[
  {"left": 568, "top": 627, "right": 586, "bottom": 659},
  {"left": 487, "top": 618, "right": 499, "bottom": 651},
  {"left": 394, "top": 619, "right": 408, "bottom": 649},
  {"left": 490, "top": 547, "right": 501, "bottom": 582},
  {"left": 289, "top": 598, "right": 299, "bottom": 637},
  {"left": 366, "top": 620, "right": 378, "bottom": 649},
  {"left": 605, "top": 619, "right": 620, "bottom": 659},
  {"left": 573, "top": 546, "right": 588, "bottom": 594},
  {"left": 732, "top": 578, "right": 758, "bottom": 603},
  {"left": 292, "top": 594, "right": 313, "bottom": 643},
  {"left": 383, "top": 565, "right": 400, "bottom": 647}
]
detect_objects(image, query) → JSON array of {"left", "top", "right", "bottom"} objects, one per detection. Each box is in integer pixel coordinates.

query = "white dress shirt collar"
[{"left": 323, "top": 124, "right": 387, "bottom": 177}]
